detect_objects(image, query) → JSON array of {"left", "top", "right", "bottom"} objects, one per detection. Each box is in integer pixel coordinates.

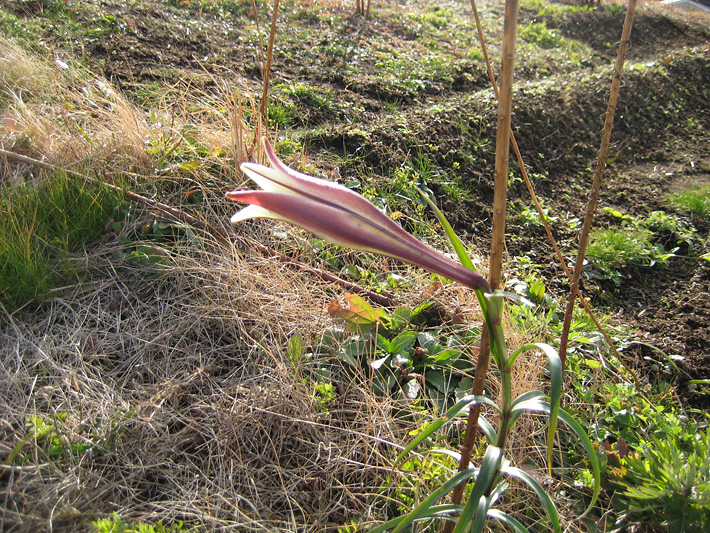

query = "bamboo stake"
[
  {"left": 559, "top": 0, "right": 639, "bottom": 368},
  {"left": 466, "top": 0, "right": 642, "bottom": 387},
  {"left": 258, "top": 0, "right": 280, "bottom": 123},
  {"left": 446, "top": 0, "right": 520, "bottom": 520}
]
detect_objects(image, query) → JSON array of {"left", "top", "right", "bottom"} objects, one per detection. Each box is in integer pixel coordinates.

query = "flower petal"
[{"left": 230, "top": 204, "right": 285, "bottom": 224}]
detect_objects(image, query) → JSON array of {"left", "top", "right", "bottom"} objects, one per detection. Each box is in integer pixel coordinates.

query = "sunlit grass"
[
  {"left": 0, "top": 172, "right": 125, "bottom": 311},
  {"left": 668, "top": 185, "right": 710, "bottom": 221}
]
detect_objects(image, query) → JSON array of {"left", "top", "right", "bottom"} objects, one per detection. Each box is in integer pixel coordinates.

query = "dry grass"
[
  {"left": 0, "top": 238, "right": 414, "bottom": 531},
  {"left": 0, "top": 38, "right": 410, "bottom": 530}
]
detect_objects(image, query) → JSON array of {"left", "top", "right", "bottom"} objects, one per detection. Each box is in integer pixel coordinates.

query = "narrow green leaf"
[
  {"left": 419, "top": 504, "right": 464, "bottom": 519},
  {"left": 369, "top": 504, "right": 464, "bottom": 532},
  {"left": 369, "top": 467, "right": 479, "bottom": 533},
  {"left": 508, "top": 398, "right": 547, "bottom": 431},
  {"left": 545, "top": 403, "right": 601, "bottom": 519},
  {"left": 478, "top": 416, "right": 498, "bottom": 445},
  {"left": 542, "top": 345, "right": 563, "bottom": 475},
  {"left": 509, "top": 402, "right": 601, "bottom": 520},
  {"left": 418, "top": 188, "right": 476, "bottom": 271},
  {"left": 396, "top": 395, "right": 499, "bottom": 464},
  {"left": 471, "top": 496, "right": 491, "bottom": 533},
  {"left": 502, "top": 466, "right": 560, "bottom": 533},
  {"left": 487, "top": 509, "right": 530, "bottom": 533},
  {"left": 511, "top": 390, "right": 545, "bottom": 409},
  {"left": 453, "top": 446, "right": 502, "bottom": 533},
  {"left": 505, "top": 343, "right": 562, "bottom": 475}
]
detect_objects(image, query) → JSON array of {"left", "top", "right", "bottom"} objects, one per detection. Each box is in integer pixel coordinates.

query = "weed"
[
  {"left": 616, "top": 426, "right": 710, "bottom": 531},
  {"left": 585, "top": 226, "right": 676, "bottom": 284},
  {"left": 324, "top": 294, "right": 477, "bottom": 413},
  {"left": 405, "top": 6, "right": 455, "bottom": 31},
  {"left": 6, "top": 410, "right": 123, "bottom": 465},
  {"left": 273, "top": 82, "right": 340, "bottom": 122},
  {"left": 668, "top": 185, "right": 710, "bottom": 221},
  {"left": 92, "top": 512, "right": 186, "bottom": 533},
  {"left": 519, "top": 22, "right": 566, "bottom": 49},
  {"left": 515, "top": 201, "right": 558, "bottom": 228}
]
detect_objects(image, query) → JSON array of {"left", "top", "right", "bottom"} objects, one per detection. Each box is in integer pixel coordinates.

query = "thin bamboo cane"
[
  {"left": 445, "top": 0, "right": 520, "bottom": 521},
  {"left": 559, "top": 0, "right": 639, "bottom": 368},
  {"left": 460, "top": 0, "right": 643, "bottom": 441},
  {"left": 258, "top": 0, "right": 280, "bottom": 123},
  {"left": 465, "top": 0, "right": 642, "bottom": 387}
]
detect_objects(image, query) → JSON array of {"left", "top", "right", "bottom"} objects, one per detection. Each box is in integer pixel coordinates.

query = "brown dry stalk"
[
  {"left": 446, "top": 0, "right": 521, "bottom": 519},
  {"left": 0, "top": 148, "right": 398, "bottom": 308},
  {"left": 559, "top": 0, "right": 639, "bottom": 369},
  {"left": 258, "top": 0, "right": 280, "bottom": 121}
]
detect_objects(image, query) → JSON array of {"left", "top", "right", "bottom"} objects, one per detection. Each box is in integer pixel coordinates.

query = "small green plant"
[
  {"left": 325, "top": 294, "right": 476, "bottom": 413},
  {"left": 615, "top": 426, "right": 710, "bottom": 531},
  {"left": 668, "top": 185, "right": 710, "bottom": 220},
  {"left": 273, "top": 82, "right": 340, "bottom": 121},
  {"left": 91, "top": 512, "right": 185, "bottom": 533},
  {"left": 518, "top": 22, "right": 565, "bottom": 49},
  {"left": 6, "top": 413, "right": 96, "bottom": 464},
  {"left": 514, "top": 202, "right": 558, "bottom": 228},
  {"left": 585, "top": 226, "right": 676, "bottom": 284}
]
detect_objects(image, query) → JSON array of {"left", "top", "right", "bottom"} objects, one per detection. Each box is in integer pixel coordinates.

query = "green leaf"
[
  {"left": 453, "top": 446, "right": 503, "bottom": 533},
  {"left": 487, "top": 509, "right": 530, "bottom": 533},
  {"left": 418, "top": 188, "right": 476, "bottom": 272},
  {"left": 501, "top": 466, "right": 560, "bottom": 533},
  {"left": 327, "top": 293, "right": 380, "bottom": 330},
  {"left": 471, "top": 496, "right": 491, "bottom": 533},
  {"left": 389, "top": 330, "right": 418, "bottom": 354},
  {"left": 511, "top": 390, "right": 546, "bottom": 409},
  {"left": 396, "top": 395, "right": 499, "bottom": 465},
  {"left": 478, "top": 416, "right": 498, "bottom": 445},
  {"left": 514, "top": 402, "right": 601, "bottom": 520},
  {"left": 425, "top": 369, "right": 447, "bottom": 393},
  {"left": 528, "top": 281, "right": 546, "bottom": 304},
  {"left": 369, "top": 467, "right": 480, "bottom": 533},
  {"left": 506, "top": 343, "right": 562, "bottom": 474},
  {"left": 431, "top": 347, "right": 461, "bottom": 364}
]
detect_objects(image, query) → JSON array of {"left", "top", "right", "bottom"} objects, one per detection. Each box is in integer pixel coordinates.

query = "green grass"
[
  {"left": 0, "top": 171, "right": 125, "bottom": 312},
  {"left": 519, "top": 22, "right": 567, "bottom": 49},
  {"left": 589, "top": 228, "right": 653, "bottom": 268},
  {"left": 668, "top": 185, "right": 710, "bottom": 220},
  {"left": 92, "top": 512, "right": 187, "bottom": 533}
]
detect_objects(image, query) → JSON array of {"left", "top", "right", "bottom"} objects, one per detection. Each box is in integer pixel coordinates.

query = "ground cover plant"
[{"left": 1, "top": 0, "right": 709, "bottom": 531}]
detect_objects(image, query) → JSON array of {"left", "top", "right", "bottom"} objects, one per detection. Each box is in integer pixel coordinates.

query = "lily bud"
[{"left": 227, "top": 138, "right": 491, "bottom": 294}]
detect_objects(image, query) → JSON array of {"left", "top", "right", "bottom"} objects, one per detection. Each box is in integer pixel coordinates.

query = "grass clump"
[
  {"left": 585, "top": 226, "right": 676, "bottom": 284},
  {"left": 92, "top": 513, "right": 186, "bottom": 533},
  {"left": 668, "top": 185, "right": 710, "bottom": 221},
  {"left": 518, "top": 22, "right": 566, "bottom": 49},
  {"left": 0, "top": 171, "right": 125, "bottom": 311},
  {"left": 616, "top": 425, "right": 710, "bottom": 531}
]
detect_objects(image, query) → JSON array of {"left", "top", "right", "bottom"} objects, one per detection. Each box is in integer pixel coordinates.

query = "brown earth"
[{"left": 10, "top": 0, "right": 710, "bottom": 402}]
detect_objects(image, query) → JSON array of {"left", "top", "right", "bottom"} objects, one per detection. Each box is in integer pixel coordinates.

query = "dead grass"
[{"left": 0, "top": 237, "right": 415, "bottom": 531}]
